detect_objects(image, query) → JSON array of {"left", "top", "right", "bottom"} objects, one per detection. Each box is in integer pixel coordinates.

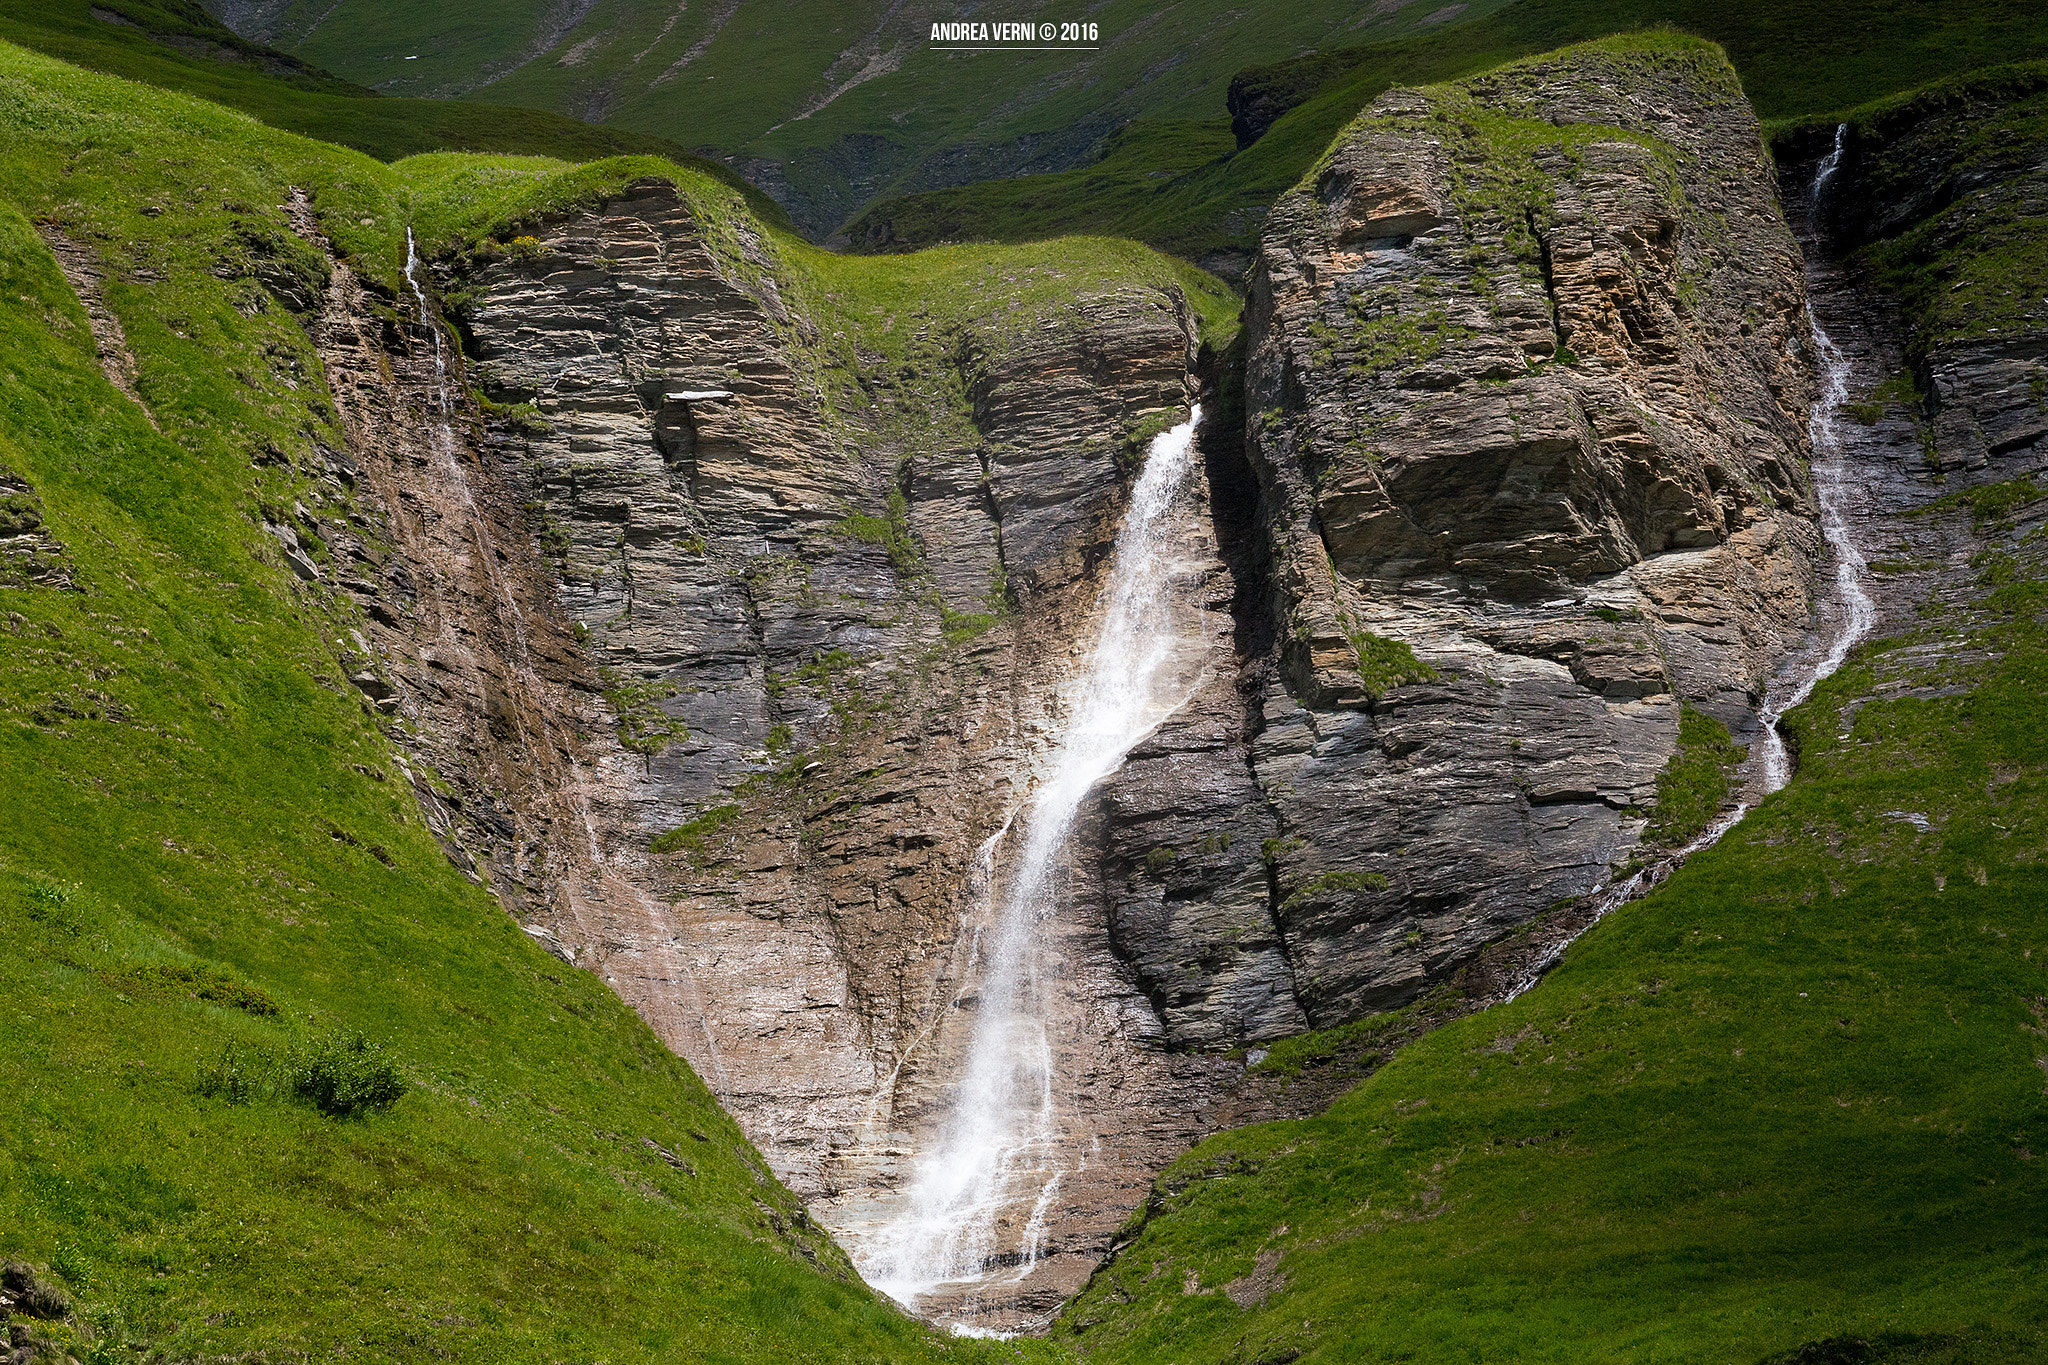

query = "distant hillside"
[
  {"left": 0, "top": 0, "right": 778, "bottom": 218},
  {"left": 849, "top": 0, "right": 2048, "bottom": 267},
  {"left": 200, "top": 0, "right": 1519, "bottom": 238}
]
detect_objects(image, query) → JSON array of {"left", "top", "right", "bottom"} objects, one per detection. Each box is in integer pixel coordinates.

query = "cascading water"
[
  {"left": 861, "top": 404, "right": 1208, "bottom": 1320},
  {"left": 1507, "top": 127, "right": 1881, "bottom": 1000},
  {"left": 404, "top": 227, "right": 450, "bottom": 415},
  {"left": 1754, "top": 124, "right": 1876, "bottom": 787},
  {"left": 1754, "top": 299, "right": 1877, "bottom": 786}
]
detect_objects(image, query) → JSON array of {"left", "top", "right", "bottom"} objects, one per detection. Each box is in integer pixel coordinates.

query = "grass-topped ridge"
[{"left": 0, "top": 36, "right": 1063, "bottom": 1365}]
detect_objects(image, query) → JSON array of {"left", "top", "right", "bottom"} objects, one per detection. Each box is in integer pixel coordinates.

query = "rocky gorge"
[{"left": 253, "top": 36, "right": 1953, "bottom": 1334}]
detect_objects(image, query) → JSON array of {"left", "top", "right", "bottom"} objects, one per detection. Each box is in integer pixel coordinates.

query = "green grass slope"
[
  {"left": 850, "top": 0, "right": 2048, "bottom": 261},
  {"left": 1056, "top": 519, "right": 2048, "bottom": 1355},
  {"left": 0, "top": 0, "right": 776, "bottom": 193},
  {"left": 0, "top": 37, "right": 1085, "bottom": 1364},
  {"left": 205, "top": 0, "right": 1516, "bottom": 236}
]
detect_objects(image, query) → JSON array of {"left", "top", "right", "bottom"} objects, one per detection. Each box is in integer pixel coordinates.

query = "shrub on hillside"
[
  {"left": 194, "top": 1044, "right": 268, "bottom": 1105},
  {"left": 288, "top": 1032, "right": 406, "bottom": 1119}
]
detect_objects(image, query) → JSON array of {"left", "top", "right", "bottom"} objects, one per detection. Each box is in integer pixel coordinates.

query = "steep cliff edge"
[
  {"left": 1155, "top": 35, "right": 1820, "bottom": 1031},
  {"left": 358, "top": 38, "right": 1831, "bottom": 1330}
]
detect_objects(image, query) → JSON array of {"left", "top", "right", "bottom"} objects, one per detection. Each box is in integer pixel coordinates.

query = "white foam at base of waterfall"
[{"left": 859, "top": 404, "right": 1208, "bottom": 1317}]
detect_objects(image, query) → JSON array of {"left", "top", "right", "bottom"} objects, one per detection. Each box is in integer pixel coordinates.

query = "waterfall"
[
  {"left": 1754, "top": 125, "right": 1876, "bottom": 789},
  {"left": 404, "top": 227, "right": 450, "bottom": 415},
  {"left": 1754, "top": 298, "right": 1876, "bottom": 788},
  {"left": 1810, "top": 122, "right": 1847, "bottom": 209},
  {"left": 862, "top": 404, "right": 1208, "bottom": 1317},
  {"left": 1507, "top": 135, "right": 1880, "bottom": 1000}
]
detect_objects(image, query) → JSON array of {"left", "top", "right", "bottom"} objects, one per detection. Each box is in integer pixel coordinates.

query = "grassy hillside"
[
  {"left": 203, "top": 0, "right": 1516, "bottom": 237},
  {"left": 0, "top": 0, "right": 778, "bottom": 201},
  {"left": 1054, "top": 498, "right": 2048, "bottom": 1355},
  {"left": 850, "top": 0, "right": 2048, "bottom": 261},
  {"left": 0, "top": 37, "right": 1111, "bottom": 1364}
]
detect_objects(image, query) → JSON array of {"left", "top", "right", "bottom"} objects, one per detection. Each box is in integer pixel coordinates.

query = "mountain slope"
[
  {"left": 850, "top": 0, "right": 2048, "bottom": 265},
  {"left": 0, "top": 38, "right": 1086, "bottom": 1364},
  {"left": 1046, "top": 35, "right": 2048, "bottom": 1365},
  {"left": 0, "top": 0, "right": 768, "bottom": 179},
  {"left": 205, "top": 0, "right": 1517, "bottom": 237}
]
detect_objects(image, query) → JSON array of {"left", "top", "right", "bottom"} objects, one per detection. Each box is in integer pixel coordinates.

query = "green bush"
[
  {"left": 126, "top": 963, "right": 278, "bottom": 1016},
  {"left": 649, "top": 803, "right": 742, "bottom": 859},
  {"left": 194, "top": 1045, "right": 268, "bottom": 1106},
  {"left": 1346, "top": 630, "right": 1439, "bottom": 699},
  {"left": 288, "top": 1032, "right": 406, "bottom": 1119}
]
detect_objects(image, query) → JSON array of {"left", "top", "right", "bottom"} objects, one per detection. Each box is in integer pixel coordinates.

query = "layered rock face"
[
  {"left": 1213, "top": 42, "right": 1821, "bottom": 1027},
  {"left": 448, "top": 181, "right": 1252, "bottom": 1320},
  {"left": 1804, "top": 72, "right": 2048, "bottom": 480},
  {"left": 294, "top": 42, "right": 1832, "bottom": 1332}
]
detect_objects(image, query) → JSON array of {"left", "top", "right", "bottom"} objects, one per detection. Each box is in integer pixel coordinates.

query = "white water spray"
[
  {"left": 404, "top": 227, "right": 449, "bottom": 415},
  {"left": 1810, "top": 122, "right": 1847, "bottom": 208},
  {"left": 863, "top": 405, "right": 1208, "bottom": 1312}
]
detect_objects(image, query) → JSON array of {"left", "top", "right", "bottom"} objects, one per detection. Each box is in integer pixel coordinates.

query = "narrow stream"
[
  {"left": 1755, "top": 126, "right": 1878, "bottom": 788},
  {"left": 1509, "top": 129, "right": 1885, "bottom": 999},
  {"left": 860, "top": 406, "right": 1209, "bottom": 1327}
]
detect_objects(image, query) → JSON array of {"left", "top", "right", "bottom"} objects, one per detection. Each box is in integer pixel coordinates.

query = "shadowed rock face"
[
  {"left": 1800, "top": 74, "right": 2048, "bottom": 480},
  {"left": 1223, "top": 43, "right": 1821, "bottom": 1028},
  {"left": 310, "top": 46, "right": 1830, "bottom": 1331}
]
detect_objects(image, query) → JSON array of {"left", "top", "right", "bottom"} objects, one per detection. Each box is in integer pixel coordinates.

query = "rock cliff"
[
  {"left": 1216, "top": 38, "right": 1820, "bottom": 1028},
  {"left": 289, "top": 37, "right": 1831, "bottom": 1334},
  {"left": 441, "top": 182, "right": 1237, "bottom": 1322},
  {"left": 1799, "top": 66, "right": 2048, "bottom": 482}
]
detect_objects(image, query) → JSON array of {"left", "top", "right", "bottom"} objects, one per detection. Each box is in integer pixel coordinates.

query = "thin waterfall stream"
[
  {"left": 860, "top": 405, "right": 1209, "bottom": 1326},
  {"left": 395, "top": 221, "right": 733, "bottom": 1088},
  {"left": 1508, "top": 126, "right": 1882, "bottom": 999}
]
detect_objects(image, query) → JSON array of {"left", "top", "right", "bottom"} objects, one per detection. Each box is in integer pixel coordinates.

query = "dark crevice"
[{"left": 1529, "top": 206, "right": 1563, "bottom": 349}]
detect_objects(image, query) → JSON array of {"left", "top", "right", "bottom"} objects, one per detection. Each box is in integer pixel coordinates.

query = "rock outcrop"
[
  {"left": 287, "top": 40, "right": 1832, "bottom": 1333},
  {"left": 1218, "top": 40, "right": 1821, "bottom": 1027}
]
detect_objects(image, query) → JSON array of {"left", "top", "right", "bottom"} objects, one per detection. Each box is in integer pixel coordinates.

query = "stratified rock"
[
  {"left": 452, "top": 177, "right": 1214, "bottom": 1320},
  {"left": 0, "top": 468, "right": 72, "bottom": 590},
  {"left": 1808, "top": 70, "right": 2048, "bottom": 479},
  {"left": 1232, "top": 40, "right": 1820, "bottom": 1025}
]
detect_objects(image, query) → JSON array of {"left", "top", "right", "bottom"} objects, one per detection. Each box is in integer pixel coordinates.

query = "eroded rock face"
[
  {"left": 450, "top": 180, "right": 1236, "bottom": 1321},
  {"left": 1803, "top": 74, "right": 2048, "bottom": 479},
  {"left": 1218, "top": 43, "right": 1821, "bottom": 1027},
  {"left": 298, "top": 45, "right": 1831, "bottom": 1327}
]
